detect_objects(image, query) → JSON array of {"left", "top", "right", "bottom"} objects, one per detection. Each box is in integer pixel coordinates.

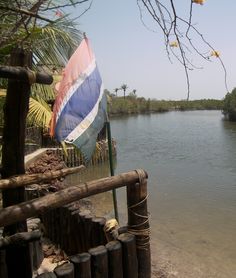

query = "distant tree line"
[{"left": 105, "top": 92, "right": 224, "bottom": 116}]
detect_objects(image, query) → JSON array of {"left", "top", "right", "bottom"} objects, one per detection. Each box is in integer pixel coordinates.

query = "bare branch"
[
  {"left": 137, "top": 0, "right": 229, "bottom": 99},
  {"left": 40, "top": 0, "right": 90, "bottom": 11},
  {"left": 0, "top": 5, "right": 53, "bottom": 23}
]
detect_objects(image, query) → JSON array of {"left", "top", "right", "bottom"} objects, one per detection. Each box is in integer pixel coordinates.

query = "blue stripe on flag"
[
  {"left": 72, "top": 93, "right": 107, "bottom": 162},
  {"left": 55, "top": 66, "right": 102, "bottom": 142}
]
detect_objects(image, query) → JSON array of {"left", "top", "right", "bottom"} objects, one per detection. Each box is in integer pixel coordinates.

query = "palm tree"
[
  {"left": 114, "top": 88, "right": 119, "bottom": 97},
  {"left": 0, "top": 1, "right": 83, "bottom": 129},
  {"left": 121, "top": 84, "right": 128, "bottom": 99}
]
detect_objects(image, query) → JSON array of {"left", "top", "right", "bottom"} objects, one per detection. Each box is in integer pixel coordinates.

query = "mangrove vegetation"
[
  {"left": 223, "top": 88, "right": 236, "bottom": 121},
  {"left": 107, "top": 93, "right": 223, "bottom": 117}
]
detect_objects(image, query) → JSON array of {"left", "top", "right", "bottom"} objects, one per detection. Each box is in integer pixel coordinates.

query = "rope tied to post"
[
  {"left": 128, "top": 195, "right": 150, "bottom": 250},
  {"left": 127, "top": 170, "right": 150, "bottom": 250}
]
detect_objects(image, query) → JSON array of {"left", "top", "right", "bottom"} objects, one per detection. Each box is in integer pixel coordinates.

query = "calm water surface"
[{"left": 71, "top": 111, "right": 236, "bottom": 277}]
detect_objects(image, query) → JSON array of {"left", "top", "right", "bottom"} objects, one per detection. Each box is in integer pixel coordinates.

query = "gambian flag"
[{"left": 50, "top": 37, "right": 107, "bottom": 162}]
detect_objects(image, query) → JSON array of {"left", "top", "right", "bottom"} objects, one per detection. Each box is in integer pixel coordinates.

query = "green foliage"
[
  {"left": 120, "top": 84, "right": 128, "bottom": 99},
  {"left": 223, "top": 88, "right": 236, "bottom": 121},
  {"left": 28, "top": 96, "right": 52, "bottom": 130},
  {"left": 108, "top": 96, "right": 223, "bottom": 116},
  {"left": 0, "top": 2, "right": 82, "bottom": 129}
]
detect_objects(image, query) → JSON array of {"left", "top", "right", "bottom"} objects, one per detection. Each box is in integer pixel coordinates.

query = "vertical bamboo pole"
[
  {"left": 70, "top": 253, "right": 91, "bottom": 278},
  {"left": 91, "top": 217, "right": 106, "bottom": 246},
  {"left": 126, "top": 176, "right": 151, "bottom": 278},
  {"left": 118, "top": 233, "right": 138, "bottom": 278},
  {"left": 105, "top": 240, "right": 123, "bottom": 278},
  {"left": 89, "top": 245, "right": 108, "bottom": 278},
  {"left": 106, "top": 121, "right": 119, "bottom": 221},
  {"left": 1, "top": 48, "right": 32, "bottom": 278}
]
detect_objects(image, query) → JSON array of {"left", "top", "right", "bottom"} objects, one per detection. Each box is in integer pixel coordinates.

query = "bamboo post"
[
  {"left": 78, "top": 212, "right": 89, "bottom": 252},
  {"left": 118, "top": 233, "right": 138, "bottom": 278},
  {"left": 54, "top": 263, "right": 74, "bottom": 278},
  {"left": 106, "top": 121, "right": 119, "bottom": 221},
  {"left": 126, "top": 173, "right": 151, "bottom": 278},
  {"left": 0, "top": 170, "right": 148, "bottom": 228},
  {"left": 63, "top": 205, "right": 72, "bottom": 252},
  {"left": 89, "top": 245, "right": 108, "bottom": 278},
  {"left": 59, "top": 206, "right": 68, "bottom": 250},
  {"left": 54, "top": 207, "right": 61, "bottom": 245},
  {"left": 70, "top": 252, "right": 91, "bottom": 278},
  {"left": 30, "top": 234, "right": 43, "bottom": 270},
  {"left": 1, "top": 48, "right": 33, "bottom": 278},
  {"left": 0, "top": 250, "right": 8, "bottom": 278},
  {"left": 84, "top": 214, "right": 93, "bottom": 250},
  {"left": 67, "top": 206, "right": 80, "bottom": 255},
  {"left": 70, "top": 209, "right": 82, "bottom": 255},
  {"left": 91, "top": 217, "right": 106, "bottom": 247},
  {"left": 105, "top": 240, "right": 123, "bottom": 278}
]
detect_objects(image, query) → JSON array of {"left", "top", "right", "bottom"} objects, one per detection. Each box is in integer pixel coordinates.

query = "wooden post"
[
  {"left": 91, "top": 217, "right": 106, "bottom": 247},
  {"left": 105, "top": 240, "right": 123, "bottom": 278},
  {"left": 69, "top": 209, "right": 81, "bottom": 255},
  {"left": 84, "top": 214, "right": 93, "bottom": 250},
  {"left": 70, "top": 252, "right": 91, "bottom": 278},
  {"left": 67, "top": 205, "right": 80, "bottom": 255},
  {"left": 78, "top": 212, "right": 89, "bottom": 252},
  {"left": 0, "top": 250, "right": 8, "bottom": 278},
  {"left": 118, "top": 233, "right": 138, "bottom": 278},
  {"left": 89, "top": 245, "right": 108, "bottom": 278},
  {"left": 54, "top": 263, "right": 74, "bottom": 278},
  {"left": 126, "top": 174, "right": 151, "bottom": 278},
  {"left": 1, "top": 48, "right": 33, "bottom": 278}
]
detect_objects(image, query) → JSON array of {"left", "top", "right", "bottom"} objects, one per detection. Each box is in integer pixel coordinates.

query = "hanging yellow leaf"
[
  {"left": 192, "top": 0, "right": 205, "bottom": 5},
  {"left": 170, "top": 41, "right": 178, "bottom": 48},
  {"left": 210, "top": 50, "right": 220, "bottom": 58}
]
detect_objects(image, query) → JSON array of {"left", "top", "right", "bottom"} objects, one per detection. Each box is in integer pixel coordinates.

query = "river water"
[{"left": 69, "top": 111, "right": 236, "bottom": 277}]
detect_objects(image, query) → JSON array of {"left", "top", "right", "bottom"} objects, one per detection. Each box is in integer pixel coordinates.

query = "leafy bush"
[{"left": 223, "top": 88, "right": 236, "bottom": 121}]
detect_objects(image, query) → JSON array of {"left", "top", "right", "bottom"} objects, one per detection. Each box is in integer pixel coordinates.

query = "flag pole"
[{"left": 106, "top": 119, "right": 119, "bottom": 222}]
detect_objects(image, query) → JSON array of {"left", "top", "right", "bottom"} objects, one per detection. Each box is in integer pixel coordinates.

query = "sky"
[{"left": 72, "top": 1, "right": 236, "bottom": 100}]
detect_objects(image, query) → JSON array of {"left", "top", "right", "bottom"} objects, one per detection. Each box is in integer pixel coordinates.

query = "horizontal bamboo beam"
[
  {"left": 0, "top": 169, "right": 147, "bottom": 228},
  {"left": 0, "top": 230, "right": 41, "bottom": 250},
  {"left": 0, "top": 166, "right": 85, "bottom": 190},
  {"left": 0, "top": 66, "right": 53, "bottom": 84}
]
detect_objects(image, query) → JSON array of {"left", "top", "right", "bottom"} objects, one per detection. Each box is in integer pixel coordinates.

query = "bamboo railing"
[{"left": 0, "top": 169, "right": 151, "bottom": 278}]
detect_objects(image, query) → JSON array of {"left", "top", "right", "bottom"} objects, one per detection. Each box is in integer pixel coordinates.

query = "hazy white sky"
[{"left": 74, "top": 1, "right": 236, "bottom": 100}]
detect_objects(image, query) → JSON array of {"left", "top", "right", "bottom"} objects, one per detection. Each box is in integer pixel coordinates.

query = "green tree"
[
  {"left": 114, "top": 87, "right": 119, "bottom": 97},
  {"left": 0, "top": 0, "right": 88, "bottom": 129},
  {"left": 223, "top": 88, "right": 236, "bottom": 121},
  {"left": 120, "top": 84, "right": 128, "bottom": 99}
]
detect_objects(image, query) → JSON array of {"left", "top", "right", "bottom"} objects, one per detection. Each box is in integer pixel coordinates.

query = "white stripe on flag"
[
  {"left": 65, "top": 84, "right": 104, "bottom": 143},
  {"left": 56, "top": 59, "right": 96, "bottom": 122}
]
